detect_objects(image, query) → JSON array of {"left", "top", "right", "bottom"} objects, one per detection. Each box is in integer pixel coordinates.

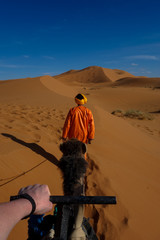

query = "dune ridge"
[
  {"left": 0, "top": 67, "right": 160, "bottom": 240},
  {"left": 54, "top": 66, "right": 136, "bottom": 84},
  {"left": 54, "top": 66, "right": 160, "bottom": 89},
  {"left": 112, "top": 77, "right": 160, "bottom": 88},
  {"left": 40, "top": 75, "right": 78, "bottom": 97}
]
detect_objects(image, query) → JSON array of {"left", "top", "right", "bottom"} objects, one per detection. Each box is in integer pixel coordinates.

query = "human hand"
[
  {"left": 62, "top": 137, "right": 67, "bottom": 142},
  {"left": 88, "top": 139, "right": 93, "bottom": 144},
  {"left": 18, "top": 184, "right": 53, "bottom": 215}
]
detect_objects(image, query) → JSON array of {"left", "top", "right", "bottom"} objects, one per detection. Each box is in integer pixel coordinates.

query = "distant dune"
[
  {"left": 0, "top": 66, "right": 160, "bottom": 240},
  {"left": 54, "top": 66, "right": 136, "bottom": 84},
  {"left": 54, "top": 66, "right": 160, "bottom": 88},
  {"left": 112, "top": 77, "right": 160, "bottom": 88}
]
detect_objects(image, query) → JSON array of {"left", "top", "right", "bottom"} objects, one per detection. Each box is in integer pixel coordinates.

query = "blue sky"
[{"left": 0, "top": 0, "right": 160, "bottom": 80}]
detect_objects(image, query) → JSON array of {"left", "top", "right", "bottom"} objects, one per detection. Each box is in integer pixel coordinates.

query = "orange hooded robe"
[{"left": 62, "top": 105, "right": 95, "bottom": 143}]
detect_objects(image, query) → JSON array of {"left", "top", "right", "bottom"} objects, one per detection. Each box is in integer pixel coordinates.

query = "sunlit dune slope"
[
  {"left": 54, "top": 66, "right": 136, "bottom": 84},
  {"left": 40, "top": 75, "right": 78, "bottom": 97},
  {"left": 86, "top": 106, "right": 160, "bottom": 240},
  {"left": 0, "top": 76, "right": 74, "bottom": 108},
  {"left": 0, "top": 70, "right": 160, "bottom": 240},
  {"left": 104, "top": 68, "right": 136, "bottom": 81}
]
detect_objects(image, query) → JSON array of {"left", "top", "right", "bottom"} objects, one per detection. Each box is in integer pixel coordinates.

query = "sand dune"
[
  {"left": 54, "top": 65, "right": 160, "bottom": 89},
  {"left": 0, "top": 67, "right": 160, "bottom": 240},
  {"left": 40, "top": 75, "right": 78, "bottom": 97},
  {"left": 54, "top": 66, "right": 136, "bottom": 84},
  {"left": 112, "top": 77, "right": 160, "bottom": 88},
  {"left": 103, "top": 68, "right": 136, "bottom": 81}
]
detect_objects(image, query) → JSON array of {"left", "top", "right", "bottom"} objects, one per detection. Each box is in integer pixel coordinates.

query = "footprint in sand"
[
  {"left": 32, "top": 125, "right": 40, "bottom": 130},
  {"left": 41, "top": 123, "right": 48, "bottom": 128},
  {"left": 4, "top": 125, "right": 12, "bottom": 129},
  {"left": 85, "top": 154, "right": 129, "bottom": 240},
  {"left": 57, "top": 128, "right": 61, "bottom": 134},
  {"left": 60, "top": 114, "right": 65, "bottom": 120},
  {"left": 45, "top": 116, "right": 51, "bottom": 120},
  {"left": 8, "top": 119, "right": 14, "bottom": 123},
  {"left": 32, "top": 133, "right": 41, "bottom": 143}
]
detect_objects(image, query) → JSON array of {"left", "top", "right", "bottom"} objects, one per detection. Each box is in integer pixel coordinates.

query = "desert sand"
[{"left": 0, "top": 66, "right": 160, "bottom": 240}]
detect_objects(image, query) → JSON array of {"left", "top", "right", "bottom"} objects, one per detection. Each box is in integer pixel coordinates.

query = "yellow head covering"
[{"left": 75, "top": 93, "right": 87, "bottom": 105}]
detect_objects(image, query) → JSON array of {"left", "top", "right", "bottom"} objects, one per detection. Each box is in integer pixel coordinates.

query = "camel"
[
  {"left": 58, "top": 138, "right": 88, "bottom": 240},
  {"left": 28, "top": 139, "right": 99, "bottom": 240}
]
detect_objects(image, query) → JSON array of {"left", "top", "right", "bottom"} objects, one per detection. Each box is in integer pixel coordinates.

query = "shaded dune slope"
[{"left": 112, "top": 77, "right": 160, "bottom": 88}]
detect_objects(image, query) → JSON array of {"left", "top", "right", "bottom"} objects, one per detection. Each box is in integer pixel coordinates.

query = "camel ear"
[
  {"left": 60, "top": 143, "right": 64, "bottom": 153},
  {"left": 82, "top": 143, "right": 87, "bottom": 154}
]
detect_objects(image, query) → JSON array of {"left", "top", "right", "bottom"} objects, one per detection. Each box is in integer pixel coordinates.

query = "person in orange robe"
[{"left": 62, "top": 93, "right": 95, "bottom": 144}]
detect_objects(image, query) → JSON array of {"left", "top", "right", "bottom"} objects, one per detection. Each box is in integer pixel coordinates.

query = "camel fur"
[
  {"left": 58, "top": 138, "right": 88, "bottom": 195},
  {"left": 59, "top": 138, "right": 88, "bottom": 239}
]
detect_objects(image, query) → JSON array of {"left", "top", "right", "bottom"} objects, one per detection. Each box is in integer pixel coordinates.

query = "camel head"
[{"left": 59, "top": 139, "right": 88, "bottom": 195}]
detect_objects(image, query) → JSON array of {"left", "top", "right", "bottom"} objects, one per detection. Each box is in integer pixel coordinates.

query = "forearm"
[{"left": 0, "top": 199, "right": 32, "bottom": 240}]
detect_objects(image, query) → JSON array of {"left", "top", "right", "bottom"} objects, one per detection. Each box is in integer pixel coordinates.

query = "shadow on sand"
[
  {"left": 149, "top": 110, "right": 160, "bottom": 114},
  {"left": 1, "top": 133, "right": 59, "bottom": 167}
]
